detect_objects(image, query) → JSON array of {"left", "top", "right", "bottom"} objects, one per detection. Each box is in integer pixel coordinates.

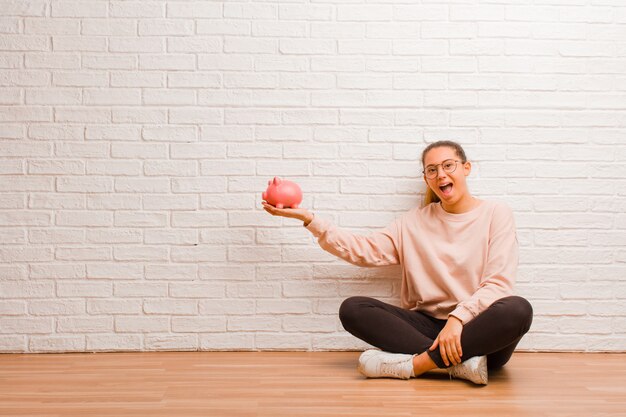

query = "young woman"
[{"left": 262, "top": 140, "right": 533, "bottom": 385}]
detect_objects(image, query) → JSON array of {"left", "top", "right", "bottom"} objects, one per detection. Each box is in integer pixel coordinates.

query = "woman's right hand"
[{"left": 262, "top": 201, "right": 314, "bottom": 225}]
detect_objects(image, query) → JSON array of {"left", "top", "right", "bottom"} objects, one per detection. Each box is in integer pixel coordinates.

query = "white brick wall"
[{"left": 1, "top": 0, "right": 625, "bottom": 354}]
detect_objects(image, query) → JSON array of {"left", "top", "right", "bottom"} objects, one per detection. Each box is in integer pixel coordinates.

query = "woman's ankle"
[{"left": 412, "top": 352, "right": 438, "bottom": 377}]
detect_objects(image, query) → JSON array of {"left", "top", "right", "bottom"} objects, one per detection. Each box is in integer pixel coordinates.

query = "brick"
[
  {"left": 200, "top": 229, "right": 254, "bottom": 245},
  {"left": 145, "top": 264, "right": 197, "bottom": 280},
  {"left": 109, "top": 37, "right": 163, "bottom": 53},
  {"left": 0, "top": 300, "right": 26, "bottom": 315},
  {"left": 227, "top": 316, "right": 281, "bottom": 332},
  {"left": 170, "top": 143, "right": 227, "bottom": 159},
  {"left": 0, "top": 35, "right": 49, "bottom": 51},
  {"left": 144, "top": 160, "right": 197, "bottom": 176},
  {"left": 25, "top": 88, "right": 80, "bottom": 104},
  {"left": 29, "top": 228, "right": 84, "bottom": 244},
  {"left": 168, "top": 72, "right": 221, "bottom": 88},
  {"left": 54, "top": 143, "right": 106, "bottom": 159},
  {"left": 114, "top": 282, "right": 167, "bottom": 297},
  {"left": 147, "top": 89, "right": 197, "bottom": 105},
  {"left": 55, "top": 246, "right": 111, "bottom": 261},
  {"left": 114, "top": 178, "right": 169, "bottom": 193},
  {"left": 199, "top": 299, "right": 255, "bottom": 315},
  {"left": 52, "top": 36, "right": 107, "bottom": 52},
  {"left": 87, "top": 229, "right": 143, "bottom": 243},
  {"left": 172, "top": 317, "right": 225, "bottom": 332},
  {"left": 0, "top": 70, "right": 50, "bottom": 86},
  {"left": 171, "top": 177, "right": 227, "bottom": 193},
  {"left": 1, "top": 19, "right": 19, "bottom": 35},
  {"left": 144, "top": 300, "right": 197, "bottom": 315},
  {"left": 87, "top": 194, "right": 140, "bottom": 210},
  {"left": 225, "top": 3, "right": 277, "bottom": 19},
  {"left": 82, "top": 19, "right": 135, "bottom": 36},
  {"left": 0, "top": 282, "right": 54, "bottom": 299},
  {"left": 111, "top": 142, "right": 167, "bottom": 159},
  {"left": 111, "top": 72, "right": 164, "bottom": 88},
  {"left": 30, "top": 336, "right": 85, "bottom": 352},
  {"left": 144, "top": 334, "right": 197, "bottom": 351},
  {"left": 0, "top": 175, "right": 54, "bottom": 192},
  {"left": 113, "top": 246, "right": 169, "bottom": 261},
  {"left": 56, "top": 211, "right": 112, "bottom": 226},
  {"left": 0, "top": 159, "right": 24, "bottom": 175},
  {"left": 86, "top": 263, "right": 143, "bottom": 279},
  {"left": 57, "top": 281, "right": 112, "bottom": 297},
  {"left": 83, "top": 53, "right": 139, "bottom": 70},
  {"left": 201, "top": 160, "right": 255, "bottom": 176},
  {"left": 167, "top": 2, "right": 220, "bottom": 18},
  {"left": 0, "top": 317, "right": 53, "bottom": 333},
  {"left": 256, "top": 333, "right": 310, "bottom": 350},
  {"left": 83, "top": 88, "right": 141, "bottom": 105},
  {"left": 199, "top": 54, "right": 253, "bottom": 70},
  {"left": 24, "top": 18, "right": 80, "bottom": 35},
  {"left": 54, "top": 107, "right": 110, "bottom": 122},
  {"left": 28, "top": 159, "right": 84, "bottom": 174},
  {"left": 26, "top": 52, "right": 80, "bottom": 69},
  {"left": 144, "top": 229, "right": 198, "bottom": 245},
  {"left": 87, "top": 299, "right": 142, "bottom": 314},
  {"left": 110, "top": 1, "right": 163, "bottom": 18},
  {"left": 198, "top": 265, "right": 254, "bottom": 281},
  {"left": 115, "top": 211, "right": 167, "bottom": 227},
  {"left": 138, "top": 19, "right": 193, "bottom": 36},
  {"left": 167, "top": 37, "right": 221, "bottom": 53},
  {"left": 28, "top": 193, "right": 85, "bottom": 209},
  {"left": 0, "top": 265, "right": 28, "bottom": 280},
  {"left": 170, "top": 246, "right": 227, "bottom": 262},
  {"left": 224, "top": 37, "right": 276, "bottom": 54},
  {"left": 111, "top": 107, "right": 167, "bottom": 124},
  {"left": 0, "top": 106, "right": 52, "bottom": 122},
  {"left": 143, "top": 194, "right": 198, "bottom": 210},
  {"left": 57, "top": 317, "right": 113, "bottom": 333},
  {"left": 200, "top": 333, "right": 255, "bottom": 350},
  {"left": 169, "top": 282, "right": 225, "bottom": 298},
  {"left": 52, "top": 1, "right": 107, "bottom": 17},
  {"left": 79, "top": 114, "right": 140, "bottom": 136},
  {"left": 86, "top": 334, "right": 141, "bottom": 351},
  {"left": 141, "top": 125, "right": 197, "bottom": 142},
  {"left": 115, "top": 317, "right": 169, "bottom": 333}
]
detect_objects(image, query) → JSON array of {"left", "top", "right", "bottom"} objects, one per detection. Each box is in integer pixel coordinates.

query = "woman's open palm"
[{"left": 262, "top": 201, "right": 311, "bottom": 223}]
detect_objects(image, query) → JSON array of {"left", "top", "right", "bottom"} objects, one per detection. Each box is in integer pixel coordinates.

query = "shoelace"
[{"left": 380, "top": 360, "right": 404, "bottom": 378}]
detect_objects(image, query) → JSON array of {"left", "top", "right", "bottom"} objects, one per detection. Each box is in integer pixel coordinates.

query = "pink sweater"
[{"left": 304, "top": 199, "right": 519, "bottom": 325}]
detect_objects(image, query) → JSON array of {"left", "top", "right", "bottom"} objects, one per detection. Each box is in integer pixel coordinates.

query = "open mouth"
[{"left": 439, "top": 183, "right": 453, "bottom": 195}]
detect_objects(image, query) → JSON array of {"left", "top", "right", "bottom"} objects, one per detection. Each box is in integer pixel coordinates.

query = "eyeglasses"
[{"left": 422, "top": 159, "right": 463, "bottom": 179}]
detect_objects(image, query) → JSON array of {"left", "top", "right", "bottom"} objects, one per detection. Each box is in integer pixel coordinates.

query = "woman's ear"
[{"left": 463, "top": 161, "right": 472, "bottom": 176}]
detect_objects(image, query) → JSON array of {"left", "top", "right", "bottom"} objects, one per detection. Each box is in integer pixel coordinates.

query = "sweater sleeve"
[
  {"left": 304, "top": 214, "right": 401, "bottom": 267},
  {"left": 448, "top": 203, "right": 518, "bottom": 325}
]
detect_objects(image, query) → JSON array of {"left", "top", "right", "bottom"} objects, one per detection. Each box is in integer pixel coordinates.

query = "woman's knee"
[
  {"left": 338, "top": 296, "right": 372, "bottom": 326},
  {"left": 499, "top": 295, "right": 534, "bottom": 334}
]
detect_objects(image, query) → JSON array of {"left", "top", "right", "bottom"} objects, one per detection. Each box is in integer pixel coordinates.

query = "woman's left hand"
[{"left": 429, "top": 316, "right": 464, "bottom": 367}]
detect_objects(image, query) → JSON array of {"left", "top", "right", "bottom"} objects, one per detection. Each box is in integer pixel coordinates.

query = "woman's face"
[{"left": 423, "top": 147, "right": 472, "bottom": 204}]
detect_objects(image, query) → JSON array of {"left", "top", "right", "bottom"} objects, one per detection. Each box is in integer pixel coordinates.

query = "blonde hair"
[{"left": 421, "top": 140, "right": 468, "bottom": 208}]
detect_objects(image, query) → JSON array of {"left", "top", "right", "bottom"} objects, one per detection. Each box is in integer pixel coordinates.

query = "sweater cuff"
[
  {"left": 449, "top": 305, "right": 474, "bottom": 326},
  {"left": 304, "top": 214, "right": 324, "bottom": 236}
]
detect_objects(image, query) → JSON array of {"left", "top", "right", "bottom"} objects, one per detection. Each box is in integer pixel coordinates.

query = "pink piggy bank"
[{"left": 262, "top": 177, "right": 302, "bottom": 209}]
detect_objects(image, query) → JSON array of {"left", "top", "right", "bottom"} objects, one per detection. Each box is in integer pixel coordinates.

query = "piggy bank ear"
[
  {"left": 267, "top": 180, "right": 271, "bottom": 186},
  {"left": 273, "top": 177, "right": 282, "bottom": 185}
]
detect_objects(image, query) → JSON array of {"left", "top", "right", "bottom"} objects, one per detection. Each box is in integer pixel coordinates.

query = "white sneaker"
[
  {"left": 357, "top": 349, "right": 416, "bottom": 380},
  {"left": 446, "top": 355, "right": 488, "bottom": 385}
]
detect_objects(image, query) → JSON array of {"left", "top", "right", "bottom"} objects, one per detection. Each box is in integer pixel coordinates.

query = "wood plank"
[{"left": 0, "top": 352, "right": 624, "bottom": 417}]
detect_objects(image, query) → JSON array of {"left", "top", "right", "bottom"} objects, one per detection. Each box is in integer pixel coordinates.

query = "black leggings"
[{"left": 339, "top": 295, "right": 533, "bottom": 370}]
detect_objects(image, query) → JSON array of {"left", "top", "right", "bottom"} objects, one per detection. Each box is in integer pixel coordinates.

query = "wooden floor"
[{"left": 1, "top": 351, "right": 625, "bottom": 417}]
